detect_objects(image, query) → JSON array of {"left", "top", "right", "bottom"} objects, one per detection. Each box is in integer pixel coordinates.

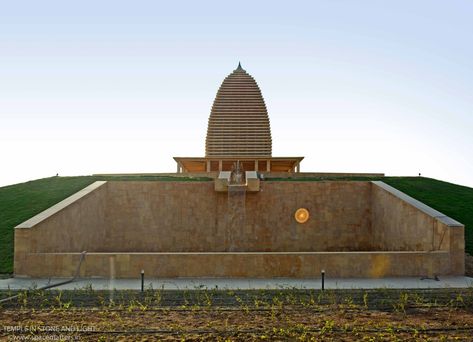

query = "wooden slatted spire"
[{"left": 205, "top": 63, "right": 272, "bottom": 157}]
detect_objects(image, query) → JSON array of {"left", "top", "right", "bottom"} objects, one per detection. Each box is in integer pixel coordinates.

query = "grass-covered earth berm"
[
  {"left": 0, "top": 175, "right": 472, "bottom": 274},
  {"left": 1, "top": 287, "right": 473, "bottom": 341}
]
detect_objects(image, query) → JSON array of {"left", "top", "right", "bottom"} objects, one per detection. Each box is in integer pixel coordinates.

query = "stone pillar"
[
  {"left": 206, "top": 160, "right": 211, "bottom": 172},
  {"left": 296, "top": 162, "right": 300, "bottom": 173},
  {"left": 219, "top": 160, "right": 223, "bottom": 172},
  {"left": 254, "top": 160, "right": 258, "bottom": 171},
  {"left": 266, "top": 160, "right": 271, "bottom": 172}
]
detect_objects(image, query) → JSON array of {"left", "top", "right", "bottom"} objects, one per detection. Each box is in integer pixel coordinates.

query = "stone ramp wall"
[
  {"left": 371, "top": 181, "right": 464, "bottom": 275},
  {"left": 14, "top": 181, "right": 107, "bottom": 275}
]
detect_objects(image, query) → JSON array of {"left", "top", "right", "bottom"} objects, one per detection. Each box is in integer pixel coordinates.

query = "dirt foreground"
[{"left": 1, "top": 288, "right": 472, "bottom": 341}]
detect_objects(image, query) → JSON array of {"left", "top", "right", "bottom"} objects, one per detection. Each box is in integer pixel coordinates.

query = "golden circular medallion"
[{"left": 294, "top": 208, "right": 310, "bottom": 224}]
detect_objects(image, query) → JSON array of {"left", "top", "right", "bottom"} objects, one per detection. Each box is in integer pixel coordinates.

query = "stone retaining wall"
[{"left": 14, "top": 180, "right": 465, "bottom": 277}]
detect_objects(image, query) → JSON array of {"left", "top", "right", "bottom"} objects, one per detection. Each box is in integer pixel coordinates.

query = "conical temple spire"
[{"left": 206, "top": 63, "right": 272, "bottom": 157}]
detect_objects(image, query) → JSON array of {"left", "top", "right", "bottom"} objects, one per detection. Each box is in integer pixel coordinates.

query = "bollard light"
[
  {"left": 321, "top": 269, "right": 325, "bottom": 291},
  {"left": 141, "top": 269, "right": 145, "bottom": 292}
]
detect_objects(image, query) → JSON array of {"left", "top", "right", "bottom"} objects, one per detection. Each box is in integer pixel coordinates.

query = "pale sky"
[{"left": 1, "top": 0, "right": 472, "bottom": 187}]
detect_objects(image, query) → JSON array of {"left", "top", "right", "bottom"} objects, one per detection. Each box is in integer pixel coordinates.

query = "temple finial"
[{"left": 236, "top": 61, "right": 243, "bottom": 71}]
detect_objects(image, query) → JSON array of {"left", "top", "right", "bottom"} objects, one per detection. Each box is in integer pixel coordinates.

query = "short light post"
[
  {"left": 321, "top": 269, "right": 325, "bottom": 291},
  {"left": 141, "top": 270, "right": 145, "bottom": 292}
]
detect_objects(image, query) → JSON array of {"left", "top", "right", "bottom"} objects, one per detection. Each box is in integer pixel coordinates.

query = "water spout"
[{"left": 229, "top": 161, "right": 246, "bottom": 185}]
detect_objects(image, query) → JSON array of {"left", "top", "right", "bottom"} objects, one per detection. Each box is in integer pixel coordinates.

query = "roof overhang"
[{"left": 173, "top": 156, "right": 304, "bottom": 173}]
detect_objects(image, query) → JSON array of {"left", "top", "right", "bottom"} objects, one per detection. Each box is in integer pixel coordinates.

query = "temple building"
[{"left": 174, "top": 63, "right": 304, "bottom": 173}]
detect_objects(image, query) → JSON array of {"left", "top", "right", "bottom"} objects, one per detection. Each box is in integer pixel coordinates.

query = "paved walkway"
[{"left": 1, "top": 276, "right": 472, "bottom": 291}]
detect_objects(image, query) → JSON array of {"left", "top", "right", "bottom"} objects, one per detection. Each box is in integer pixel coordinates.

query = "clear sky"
[{"left": 1, "top": 0, "right": 472, "bottom": 187}]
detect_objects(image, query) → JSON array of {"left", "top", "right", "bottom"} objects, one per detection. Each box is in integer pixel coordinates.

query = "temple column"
[
  {"left": 206, "top": 160, "right": 211, "bottom": 172},
  {"left": 266, "top": 160, "right": 271, "bottom": 172},
  {"left": 296, "top": 162, "right": 300, "bottom": 173},
  {"left": 254, "top": 160, "right": 258, "bottom": 171},
  {"left": 218, "top": 160, "right": 223, "bottom": 171}
]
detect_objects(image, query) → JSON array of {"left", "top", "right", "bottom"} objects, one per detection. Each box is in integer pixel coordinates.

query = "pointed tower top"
[{"left": 236, "top": 61, "right": 244, "bottom": 71}]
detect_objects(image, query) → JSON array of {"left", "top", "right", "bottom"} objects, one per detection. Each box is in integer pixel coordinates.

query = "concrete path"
[{"left": 1, "top": 276, "right": 472, "bottom": 291}]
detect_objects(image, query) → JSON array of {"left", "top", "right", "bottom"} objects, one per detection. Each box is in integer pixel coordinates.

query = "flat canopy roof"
[{"left": 174, "top": 156, "right": 304, "bottom": 173}]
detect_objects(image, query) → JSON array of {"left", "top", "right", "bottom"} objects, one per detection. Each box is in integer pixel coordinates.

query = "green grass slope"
[{"left": 0, "top": 175, "right": 471, "bottom": 274}]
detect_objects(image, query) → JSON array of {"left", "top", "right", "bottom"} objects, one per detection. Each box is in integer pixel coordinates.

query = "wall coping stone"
[
  {"left": 15, "top": 181, "right": 107, "bottom": 229},
  {"left": 372, "top": 181, "right": 463, "bottom": 227},
  {"left": 30, "top": 251, "right": 449, "bottom": 255},
  {"left": 93, "top": 172, "right": 384, "bottom": 179}
]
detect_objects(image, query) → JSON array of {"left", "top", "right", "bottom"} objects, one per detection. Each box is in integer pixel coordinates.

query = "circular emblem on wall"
[{"left": 294, "top": 208, "right": 310, "bottom": 224}]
